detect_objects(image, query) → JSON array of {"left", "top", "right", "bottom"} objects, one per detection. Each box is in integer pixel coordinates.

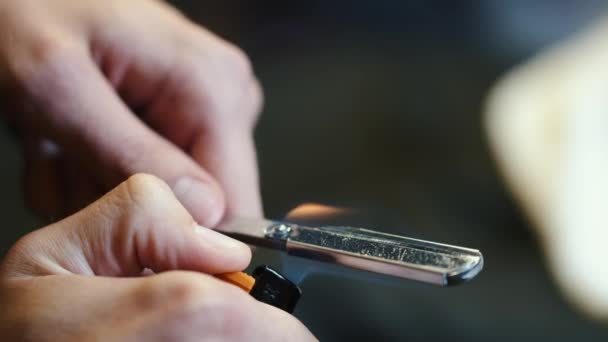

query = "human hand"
[
  {"left": 485, "top": 18, "right": 608, "bottom": 319},
  {"left": 0, "top": 0, "right": 262, "bottom": 226},
  {"left": 0, "top": 174, "right": 315, "bottom": 341}
]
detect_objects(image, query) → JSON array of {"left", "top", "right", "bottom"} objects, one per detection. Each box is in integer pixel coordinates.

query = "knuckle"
[
  {"left": 185, "top": 41, "right": 254, "bottom": 82},
  {"left": 183, "top": 43, "right": 262, "bottom": 125},
  {"left": 135, "top": 272, "right": 253, "bottom": 338},
  {"left": 216, "top": 46, "right": 263, "bottom": 124},
  {"left": 196, "top": 285, "right": 252, "bottom": 338},
  {"left": 134, "top": 272, "right": 250, "bottom": 327},
  {"left": 220, "top": 45, "right": 253, "bottom": 79},
  {"left": 13, "top": 36, "right": 82, "bottom": 94},
  {"left": 1, "top": 236, "right": 29, "bottom": 274},
  {"left": 122, "top": 173, "right": 172, "bottom": 208},
  {"left": 134, "top": 272, "right": 205, "bottom": 310},
  {"left": 1, "top": 230, "right": 42, "bottom": 278}
]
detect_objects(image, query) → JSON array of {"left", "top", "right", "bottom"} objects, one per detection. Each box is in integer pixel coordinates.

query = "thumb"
[{"left": 4, "top": 174, "right": 251, "bottom": 278}]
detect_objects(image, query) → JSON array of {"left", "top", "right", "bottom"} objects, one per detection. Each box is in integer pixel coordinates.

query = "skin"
[
  {"left": 0, "top": 0, "right": 313, "bottom": 339},
  {"left": 0, "top": 174, "right": 317, "bottom": 341},
  {"left": 0, "top": 0, "right": 263, "bottom": 226}
]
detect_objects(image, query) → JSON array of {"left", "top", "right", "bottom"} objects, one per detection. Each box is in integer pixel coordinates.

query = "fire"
[{"left": 285, "top": 203, "right": 352, "bottom": 221}]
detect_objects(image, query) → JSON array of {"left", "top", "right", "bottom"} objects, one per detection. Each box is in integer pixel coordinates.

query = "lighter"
[
  {"left": 219, "top": 216, "right": 483, "bottom": 287},
  {"left": 217, "top": 265, "right": 301, "bottom": 313}
]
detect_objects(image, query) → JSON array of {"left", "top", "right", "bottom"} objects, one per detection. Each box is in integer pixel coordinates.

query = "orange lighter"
[{"left": 217, "top": 265, "right": 302, "bottom": 313}]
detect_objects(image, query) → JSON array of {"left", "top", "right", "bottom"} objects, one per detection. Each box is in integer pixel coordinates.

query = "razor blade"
[{"left": 219, "top": 217, "right": 483, "bottom": 286}]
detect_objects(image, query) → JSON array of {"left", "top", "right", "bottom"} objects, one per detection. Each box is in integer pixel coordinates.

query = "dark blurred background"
[{"left": 2, "top": 0, "right": 608, "bottom": 341}]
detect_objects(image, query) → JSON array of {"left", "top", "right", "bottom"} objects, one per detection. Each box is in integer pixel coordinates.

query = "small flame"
[{"left": 285, "top": 203, "right": 352, "bottom": 222}]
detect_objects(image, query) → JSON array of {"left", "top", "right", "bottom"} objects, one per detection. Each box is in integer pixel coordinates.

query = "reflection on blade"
[{"left": 218, "top": 217, "right": 483, "bottom": 286}]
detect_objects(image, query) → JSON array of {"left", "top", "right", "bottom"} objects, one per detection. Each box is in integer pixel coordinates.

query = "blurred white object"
[{"left": 485, "top": 18, "right": 608, "bottom": 319}]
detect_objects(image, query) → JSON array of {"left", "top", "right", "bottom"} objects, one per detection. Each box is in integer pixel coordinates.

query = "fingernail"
[
  {"left": 194, "top": 224, "right": 247, "bottom": 251},
  {"left": 173, "top": 177, "right": 224, "bottom": 227}
]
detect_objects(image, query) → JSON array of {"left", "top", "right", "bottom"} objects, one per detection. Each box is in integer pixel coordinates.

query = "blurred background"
[{"left": 2, "top": 0, "right": 608, "bottom": 341}]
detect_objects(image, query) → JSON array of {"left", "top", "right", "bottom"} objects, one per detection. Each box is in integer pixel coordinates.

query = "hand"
[
  {"left": 0, "top": 174, "right": 315, "bottom": 341},
  {"left": 485, "top": 19, "right": 608, "bottom": 318},
  {"left": 0, "top": 0, "right": 263, "bottom": 226}
]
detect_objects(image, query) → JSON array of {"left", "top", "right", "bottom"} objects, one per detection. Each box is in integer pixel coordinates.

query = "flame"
[{"left": 285, "top": 203, "right": 352, "bottom": 221}]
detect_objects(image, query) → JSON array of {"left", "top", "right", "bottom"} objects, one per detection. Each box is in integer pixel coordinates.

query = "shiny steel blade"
[{"left": 219, "top": 218, "right": 483, "bottom": 286}]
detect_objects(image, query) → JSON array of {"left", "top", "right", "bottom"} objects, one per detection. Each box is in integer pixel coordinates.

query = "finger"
[
  {"left": 134, "top": 272, "right": 316, "bottom": 341},
  {"left": 18, "top": 48, "right": 226, "bottom": 227},
  {"left": 1, "top": 271, "right": 316, "bottom": 341},
  {"left": 94, "top": 18, "right": 264, "bottom": 220},
  {"left": 22, "top": 136, "right": 105, "bottom": 221},
  {"left": 189, "top": 77, "right": 264, "bottom": 219},
  {"left": 0, "top": 275, "right": 150, "bottom": 341},
  {"left": 128, "top": 27, "right": 264, "bottom": 219},
  {"left": 5, "top": 174, "right": 251, "bottom": 278},
  {"left": 22, "top": 136, "right": 65, "bottom": 221},
  {"left": 222, "top": 287, "right": 318, "bottom": 342},
  {"left": 62, "top": 159, "right": 104, "bottom": 217}
]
